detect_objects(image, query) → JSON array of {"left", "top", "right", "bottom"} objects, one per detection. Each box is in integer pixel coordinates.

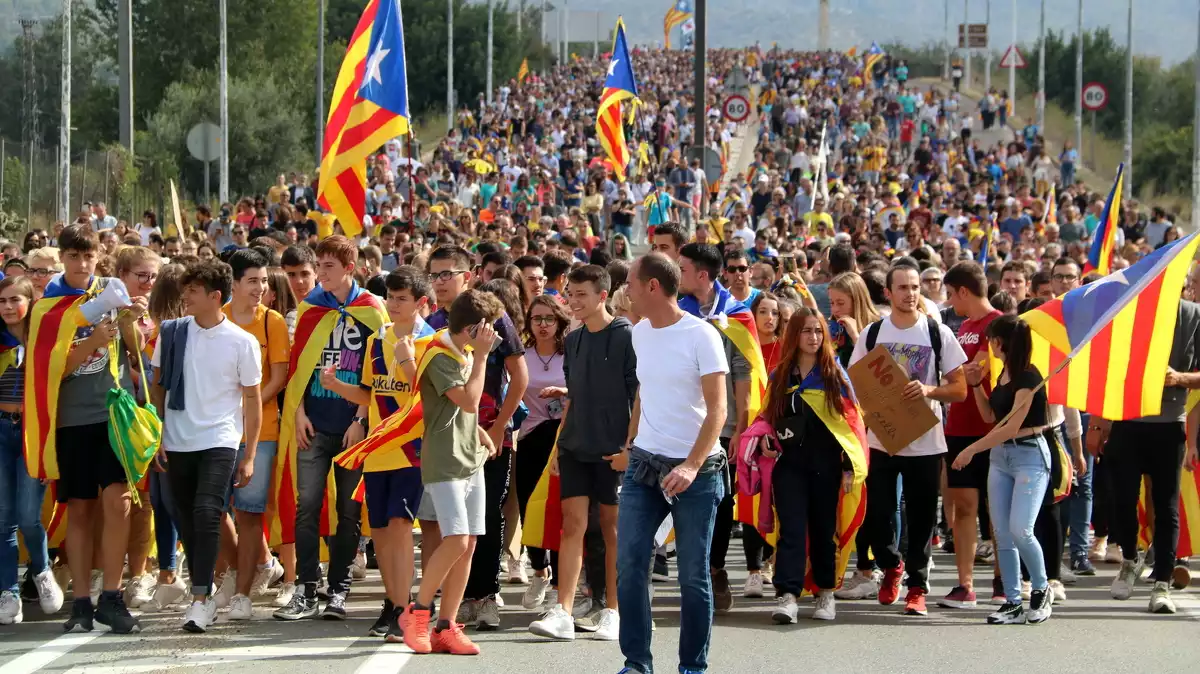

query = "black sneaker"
[
  {"left": 941, "top": 532, "right": 955, "bottom": 554},
  {"left": 730, "top": 522, "right": 743, "bottom": 539},
  {"left": 712, "top": 569, "right": 733, "bottom": 614},
  {"left": 384, "top": 605, "right": 404, "bottom": 643},
  {"left": 273, "top": 591, "right": 319, "bottom": 620},
  {"left": 987, "top": 601, "right": 1026, "bottom": 624},
  {"left": 368, "top": 598, "right": 394, "bottom": 636},
  {"left": 322, "top": 591, "right": 348, "bottom": 620},
  {"left": 652, "top": 555, "right": 670, "bottom": 583},
  {"left": 21, "top": 569, "right": 38, "bottom": 602},
  {"left": 63, "top": 598, "right": 94, "bottom": 632},
  {"left": 366, "top": 541, "right": 378, "bottom": 570},
  {"left": 94, "top": 592, "right": 141, "bottom": 634},
  {"left": 1027, "top": 588, "right": 1053, "bottom": 624}
]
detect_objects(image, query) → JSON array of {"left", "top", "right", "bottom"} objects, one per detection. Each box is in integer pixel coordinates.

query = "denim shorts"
[
  {"left": 424, "top": 470, "right": 485, "bottom": 536},
  {"left": 363, "top": 466, "right": 423, "bottom": 528},
  {"left": 229, "top": 441, "right": 278, "bottom": 514}
]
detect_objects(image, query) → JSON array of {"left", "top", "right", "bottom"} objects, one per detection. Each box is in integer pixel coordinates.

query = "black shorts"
[
  {"left": 55, "top": 422, "right": 129, "bottom": 502},
  {"left": 946, "top": 435, "right": 989, "bottom": 491},
  {"left": 558, "top": 450, "right": 621, "bottom": 506}
]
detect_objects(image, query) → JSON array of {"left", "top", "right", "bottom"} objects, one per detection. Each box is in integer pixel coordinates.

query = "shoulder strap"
[
  {"left": 927, "top": 315, "right": 942, "bottom": 381},
  {"left": 864, "top": 320, "right": 882, "bottom": 352}
]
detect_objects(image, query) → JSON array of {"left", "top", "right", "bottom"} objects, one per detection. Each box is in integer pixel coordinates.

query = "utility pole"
[
  {"left": 117, "top": 0, "right": 133, "bottom": 154},
  {"left": 486, "top": 0, "right": 493, "bottom": 104},
  {"left": 219, "top": 0, "right": 228, "bottom": 203},
  {"left": 562, "top": 0, "right": 569, "bottom": 64},
  {"left": 59, "top": 0, "right": 70, "bottom": 224},
  {"left": 984, "top": 0, "right": 991, "bottom": 91},
  {"left": 447, "top": 0, "right": 454, "bottom": 131},
  {"left": 1124, "top": 0, "right": 1134, "bottom": 200},
  {"left": 818, "top": 0, "right": 829, "bottom": 52},
  {"left": 316, "top": 0, "right": 325, "bottom": 169},
  {"left": 1038, "top": 0, "right": 1045, "bottom": 132},
  {"left": 1075, "top": 0, "right": 1083, "bottom": 162},
  {"left": 694, "top": 0, "right": 706, "bottom": 157},
  {"left": 965, "top": 0, "right": 972, "bottom": 88},
  {"left": 1009, "top": 0, "right": 1016, "bottom": 108},
  {"left": 944, "top": 0, "right": 950, "bottom": 80},
  {"left": 517, "top": 0, "right": 523, "bottom": 35}
]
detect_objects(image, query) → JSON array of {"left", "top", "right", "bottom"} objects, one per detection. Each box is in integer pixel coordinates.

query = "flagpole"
[
  {"left": 219, "top": 0, "right": 228, "bottom": 203},
  {"left": 1075, "top": 0, "right": 1083, "bottom": 164},
  {"left": 486, "top": 0, "right": 494, "bottom": 105},
  {"left": 447, "top": 0, "right": 454, "bottom": 132},
  {"left": 1123, "top": 0, "right": 1133, "bottom": 200},
  {"left": 694, "top": 0, "right": 706, "bottom": 160}
]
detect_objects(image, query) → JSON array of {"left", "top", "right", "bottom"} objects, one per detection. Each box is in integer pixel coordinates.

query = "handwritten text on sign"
[{"left": 847, "top": 345, "right": 939, "bottom": 455}]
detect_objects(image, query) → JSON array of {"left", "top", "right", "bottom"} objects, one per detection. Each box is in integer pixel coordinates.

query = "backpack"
[{"left": 864, "top": 315, "right": 943, "bottom": 382}]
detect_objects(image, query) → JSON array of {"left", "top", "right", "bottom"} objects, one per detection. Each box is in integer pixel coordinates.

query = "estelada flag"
[
  {"left": 678, "top": 281, "right": 768, "bottom": 425},
  {"left": 1019, "top": 230, "right": 1200, "bottom": 420},
  {"left": 1136, "top": 389, "right": 1200, "bottom": 557},
  {"left": 270, "top": 283, "right": 387, "bottom": 546},
  {"left": 734, "top": 370, "right": 869, "bottom": 595},
  {"left": 1083, "top": 163, "right": 1124, "bottom": 276},
  {"left": 521, "top": 426, "right": 566, "bottom": 552},
  {"left": 596, "top": 18, "right": 640, "bottom": 183},
  {"left": 335, "top": 328, "right": 468, "bottom": 471},
  {"left": 24, "top": 275, "right": 101, "bottom": 481},
  {"left": 317, "top": 0, "right": 411, "bottom": 237}
]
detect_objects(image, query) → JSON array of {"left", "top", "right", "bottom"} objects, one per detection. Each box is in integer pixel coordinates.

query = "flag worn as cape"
[
  {"left": 335, "top": 328, "right": 467, "bottom": 471},
  {"left": 734, "top": 367, "right": 869, "bottom": 595},
  {"left": 271, "top": 282, "right": 387, "bottom": 546},
  {"left": 679, "top": 280, "right": 768, "bottom": 425},
  {"left": 24, "top": 275, "right": 100, "bottom": 481},
  {"left": 1137, "top": 389, "right": 1200, "bottom": 556}
]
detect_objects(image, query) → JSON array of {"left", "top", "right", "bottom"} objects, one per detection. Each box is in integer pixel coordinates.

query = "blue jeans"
[
  {"left": 1061, "top": 163, "right": 1076, "bottom": 187},
  {"left": 617, "top": 451, "right": 724, "bottom": 674},
  {"left": 989, "top": 436, "right": 1051, "bottom": 604},
  {"left": 0, "top": 416, "right": 48, "bottom": 592},
  {"left": 149, "top": 469, "right": 180, "bottom": 572},
  {"left": 1065, "top": 450, "right": 1094, "bottom": 561}
]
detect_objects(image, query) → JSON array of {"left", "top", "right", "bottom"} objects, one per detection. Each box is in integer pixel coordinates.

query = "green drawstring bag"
[{"left": 105, "top": 339, "right": 161, "bottom": 505}]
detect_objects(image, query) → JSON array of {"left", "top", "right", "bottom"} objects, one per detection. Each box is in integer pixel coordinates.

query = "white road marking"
[
  {"left": 63, "top": 636, "right": 363, "bottom": 673},
  {"left": 353, "top": 643, "right": 413, "bottom": 674},
  {"left": 0, "top": 631, "right": 102, "bottom": 674}
]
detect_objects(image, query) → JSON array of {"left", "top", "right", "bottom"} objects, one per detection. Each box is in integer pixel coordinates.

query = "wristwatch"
[{"left": 353, "top": 416, "right": 368, "bottom": 429}]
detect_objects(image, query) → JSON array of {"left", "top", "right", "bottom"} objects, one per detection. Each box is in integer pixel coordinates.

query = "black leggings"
[
  {"left": 515, "top": 420, "right": 560, "bottom": 583},
  {"left": 772, "top": 442, "right": 841, "bottom": 595},
  {"left": 167, "top": 447, "right": 236, "bottom": 596}
]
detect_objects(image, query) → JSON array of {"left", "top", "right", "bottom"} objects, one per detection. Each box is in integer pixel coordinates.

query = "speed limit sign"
[
  {"left": 1082, "top": 82, "right": 1108, "bottom": 111},
  {"left": 723, "top": 95, "right": 750, "bottom": 123}
]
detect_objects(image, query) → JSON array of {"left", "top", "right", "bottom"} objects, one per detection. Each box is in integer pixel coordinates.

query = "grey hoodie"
[{"left": 558, "top": 316, "right": 638, "bottom": 461}]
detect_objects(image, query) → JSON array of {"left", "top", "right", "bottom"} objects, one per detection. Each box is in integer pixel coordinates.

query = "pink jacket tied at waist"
[{"left": 736, "top": 417, "right": 778, "bottom": 535}]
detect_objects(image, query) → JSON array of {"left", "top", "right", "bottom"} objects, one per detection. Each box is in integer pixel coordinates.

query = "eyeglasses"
[
  {"left": 430, "top": 269, "right": 468, "bottom": 282},
  {"left": 233, "top": 229, "right": 247, "bottom": 236},
  {"left": 29, "top": 267, "right": 55, "bottom": 278},
  {"left": 1052, "top": 273, "right": 1078, "bottom": 283},
  {"left": 726, "top": 265, "right": 750, "bottom": 274},
  {"left": 530, "top": 315, "right": 557, "bottom": 325},
  {"left": 134, "top": 272, "right": 158, "bottom": 285}
]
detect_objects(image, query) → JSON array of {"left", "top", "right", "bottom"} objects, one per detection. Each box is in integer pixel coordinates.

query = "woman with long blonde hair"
[{"left": 827, "top": 272, "right": 880, "bottom": 366}]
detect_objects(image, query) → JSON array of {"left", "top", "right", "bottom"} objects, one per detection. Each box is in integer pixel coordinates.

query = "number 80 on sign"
[
  {"left": 1082, "top": 82, "right": 1108, "bottom": 111},
  {"left": 723, "top": 95, "right": 750, "bottom": 122}
]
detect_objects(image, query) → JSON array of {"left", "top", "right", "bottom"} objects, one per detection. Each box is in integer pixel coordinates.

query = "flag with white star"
[
  {"left": 596, "top": 17, "right": 640, "bottom": 182},
  {"left": 358, "top": 0, "right": 409, "bottom": 121}
]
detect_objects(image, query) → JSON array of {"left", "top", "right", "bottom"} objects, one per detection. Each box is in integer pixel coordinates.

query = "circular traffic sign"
[
  {"left": 723, "top": 95, "right": 750, "bottom": 123},
  {"left": 186, "top": 122, "right": 222, "bottom": 162},
  {"left": 1082, "top": 82, "right": 1109, "bottom": 111}
]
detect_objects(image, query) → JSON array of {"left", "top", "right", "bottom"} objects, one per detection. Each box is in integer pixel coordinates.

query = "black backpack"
[{"left": 863, "top": 315, "right": 943, "bottom": 382}]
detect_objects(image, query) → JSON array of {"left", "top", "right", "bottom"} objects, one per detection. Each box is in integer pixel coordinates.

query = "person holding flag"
[
  {"left": 317, "top": 0, "right": 411, "bottom": 239},
  {"left": 662, "top": 1, "right": 692, "bottom": 49},
  {"left": 677, "top": 243, "right": 768, "bottom": 613},
  {"left": 596, "top": 19, "right": 639, "bottom": 185},
  {"left": 273, "top": 236, "right": 388, "bottom": 621}
]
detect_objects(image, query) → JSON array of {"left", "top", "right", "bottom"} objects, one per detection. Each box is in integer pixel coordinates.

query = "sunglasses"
[{"left": 726, "top": 265, "right": 750, "bottom": 274}]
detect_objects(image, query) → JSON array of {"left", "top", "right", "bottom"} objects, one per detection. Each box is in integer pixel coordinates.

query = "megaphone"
[{"left": 80, "top": 278, "right": 133, "bottom": 325}]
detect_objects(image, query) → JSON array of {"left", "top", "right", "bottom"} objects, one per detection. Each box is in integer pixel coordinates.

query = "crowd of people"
[{"left": 0, "top": 41, "right": 1198, "bottom": 674}]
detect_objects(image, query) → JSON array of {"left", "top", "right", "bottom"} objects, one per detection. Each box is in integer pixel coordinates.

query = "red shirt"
[
  {"left": 761, "top": 340, "right": 783, "bottom": 374},
  {"left": 900, "top": 120, "right": 916, "bottom": 144},
  {"left": 945, "top": 309, "right": 1002, "bottom": 437}
]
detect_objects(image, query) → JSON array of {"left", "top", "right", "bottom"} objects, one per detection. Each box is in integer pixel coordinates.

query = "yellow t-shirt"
[
  {"left": 222, "top": 303, "right": 290, "bottom": 442},
  {"left": 803, "top": 211, "right": 835, "bottom": 232},
  {"left": 361, "top": 324, "right": 429, "bottom": 473}
]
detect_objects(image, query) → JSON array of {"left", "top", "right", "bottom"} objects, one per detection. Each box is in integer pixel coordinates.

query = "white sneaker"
[
  {"left": 743, "top": 572, "right": 765, "bottom": 598},
  {"left": 593, "top": 607, "right": 619, "bottom": 640},
  {"left": 89, "top": 570, "right": 103, "bottom": 605},
  {"left": 273, "top": 582, "right": 296, "bottom": 608},
  {"left": 1112, "top": 560, "right": 1138, "bottom": 600},
  {"left": 1149, "top": 581, "right": 1177, "bottom": 614},
  {"left": 33, "top": 569, "right": 64, "bottom": 614},
  {"left": 507, "top": 555, "right": 529, "bottom": 584},
  {"left": 834, "top": 571, "right": 881, "bottom": 600},
  {"left": 772, "top": 593, "right": 799, "bottom": 624},
  {"left": 0, "top": 590, "right": 23, "bottom": 625},
  {"left": 227, "top": 593, "right": 254, "bottom": 621},
  {"left": 476, "top": 596, "right": 501, "bottom": 630},
  {"left": 182, "top": 598, "right": 217, "bottom": 633},
  {"left": 494, "top": 592, "right": 505, "bottom": 608},
  {"left": 351, "top": 551, "right": 368, "bottom": 581},
  {"left": 529, "top": 604, "right": 575, "bottom": 640},
  {"left": 1049, "top": 579, "right": 1067, "bottom": 602},
  {"left": 812, "top": 590, "right": 836, "bottom": 621},
  {"left": 148, "top": 576, "right": 189, "bottom": 612},
  {"left": 124, "top": 573, "right": 155, "bottom": 609},
  {"left": 213, "top": 571, "right": 238, "bottom": 609},
  {"left": 251, "top": 559, "right": 284, "bottom": 598},
  {"left": 522, "top": 575, "right": 550, "bottom": 609}
]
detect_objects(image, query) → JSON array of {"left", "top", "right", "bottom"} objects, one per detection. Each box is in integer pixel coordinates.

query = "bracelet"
[{"left": 397, "top": 357, "right": 415, "bottom": 366}]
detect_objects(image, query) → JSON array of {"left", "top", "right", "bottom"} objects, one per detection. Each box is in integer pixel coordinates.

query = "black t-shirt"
[{"left": 989, "top": 366, "right": 1047, "bottom": 429}]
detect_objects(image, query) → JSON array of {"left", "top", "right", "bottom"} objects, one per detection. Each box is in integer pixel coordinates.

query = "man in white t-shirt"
[
  {"left": 152, "top": 261, "right": 263, "bottom": 634},
  {"left": 611, "top": 253, "right": 728, "bottom": 674},
  {"left": 846, "top": 263, "right": 967, "bottom": 617}
]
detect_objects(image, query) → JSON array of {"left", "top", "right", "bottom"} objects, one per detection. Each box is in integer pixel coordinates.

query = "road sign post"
[
  {"left": 1082, "top": 82, "right": 1109, "bottom": 170},
  {"left": 722, "top": 95, "right": 750, "bottom": 123},
  {"left": 187, "top": 121, "right": 223, "bottom": 208}
]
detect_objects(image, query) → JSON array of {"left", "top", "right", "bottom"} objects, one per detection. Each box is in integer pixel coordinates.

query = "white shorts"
[{"left": 423, "top": 470, "right": 486, "bottom": 537}]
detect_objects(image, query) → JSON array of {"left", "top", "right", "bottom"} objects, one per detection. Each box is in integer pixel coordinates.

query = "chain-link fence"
[{"left": 0, "top": 137, "right": 170, "bottom": 237}]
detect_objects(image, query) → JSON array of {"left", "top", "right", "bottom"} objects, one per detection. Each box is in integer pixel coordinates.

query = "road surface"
[{"left": 2, "top": 549, "right": 1198, "bottom": 674}]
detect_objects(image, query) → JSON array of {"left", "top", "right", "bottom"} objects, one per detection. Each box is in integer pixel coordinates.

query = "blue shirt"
[
  {"left": 647, "top": 193, "right": 674, "bottom": 226},
  {"left": 999, "top": 215, "right": 1033, "bottom": 241}
]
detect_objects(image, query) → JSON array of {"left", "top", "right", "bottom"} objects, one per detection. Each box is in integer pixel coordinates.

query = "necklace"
[{"left": 535, "top": 348, "right": 555, "bottom": 371}]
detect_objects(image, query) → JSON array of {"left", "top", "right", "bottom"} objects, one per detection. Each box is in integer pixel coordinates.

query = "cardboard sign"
[{"left": 848, "top": 345, "right": 940, "bottom": 455}]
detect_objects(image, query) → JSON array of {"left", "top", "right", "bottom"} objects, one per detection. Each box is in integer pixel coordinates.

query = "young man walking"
[
  {"left": 529, "top": 265, "right": 636, "bottom": 641},
  {"left": 152, "top": 261, "right": 263, "bottom": 632}
]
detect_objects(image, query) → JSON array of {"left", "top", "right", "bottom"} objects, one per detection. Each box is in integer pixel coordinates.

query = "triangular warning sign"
[{"left": 999, "top": 44, "right": 1027, "bottom": 69}]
